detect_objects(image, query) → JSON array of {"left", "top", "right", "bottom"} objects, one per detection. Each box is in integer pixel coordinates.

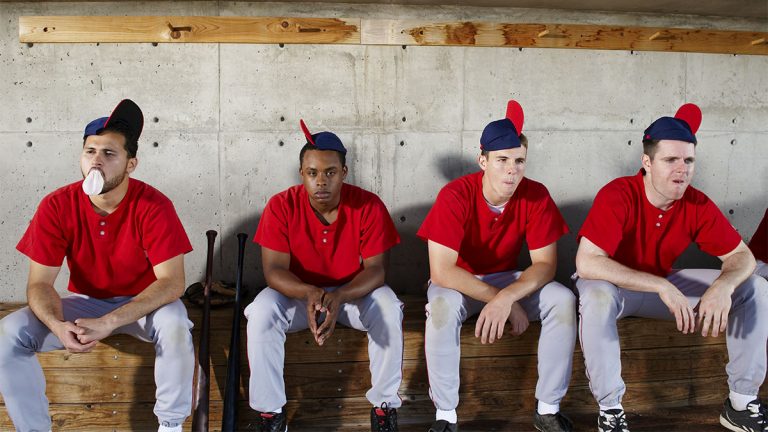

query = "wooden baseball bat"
[
  {"left": 222, "top": 233, "right": 247, "bottom": 431},
  {"left": 192, "top": 229, "right": 217, "bottom": 432}
]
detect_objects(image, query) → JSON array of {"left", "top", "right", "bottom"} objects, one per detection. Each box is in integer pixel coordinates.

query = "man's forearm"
[
  {"left": 497, "top": 262, "right": 556, "bottom": 303},
  {"left": 266, "top": 268, "right": 320, "bottom": 300},
  {"left": 334, "top": 266, "right": 386, "bottom": 302},
  {"left": 577, "top": 254, "right": 668, "bottom": 293},
  {"left": 27, "top": 282, "right": 65, "bottom": 330},
  {"left": 712, "top": 250, "right": 756, "bottom": 295},
  {"left": 432, "top": 265, "right": 499, "bottom": 303},
  {"left": 101, "top": 278, "right": 184, "bottom": 329}
]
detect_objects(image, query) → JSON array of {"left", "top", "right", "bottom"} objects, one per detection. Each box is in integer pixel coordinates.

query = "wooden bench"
[{"left": 0, "top": 297, "right": 764, "bottom": 431}]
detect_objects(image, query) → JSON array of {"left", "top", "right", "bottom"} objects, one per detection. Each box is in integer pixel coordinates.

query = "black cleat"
[
  {"left": 371, "top": 403, "right": 398, "bottom": 432},
  {"left": 253, "top": 410, "right": 287, "bottom": 432},
  {"left": 720, "top": 398, "right": 768, "bottom": 432},
  {"left": 598, "top": 408, "right": 629, "bottom": 432},
  {"left": 534, "top": 411, "right": 573, "bottom": 432},
  {"left": 428, "top": 419, "right": 458, "bottom": 432}
]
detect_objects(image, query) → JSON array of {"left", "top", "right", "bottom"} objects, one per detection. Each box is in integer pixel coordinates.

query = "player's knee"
[
  {"left": 542, "top": 283, "right": 577, "bottom": 326},
  {"left": 577, "top": 279, "right": 620, "bottom": 319},
  {"left": 426, "top": 293, "right": 463, "bottom": 331},
  {"left": 244, "top": 293, "right": 287, "bottom": 336},
  {"left": 368, "top": 287, "right": 403, "bottom": 321},
  {"left": 735, "top": 274, "right": 768, "bottom": 308},
  {"left": 151, "top": 303, "right": 194, "bottom": 352},
  {"left": 0, "top": 309, "right": 41, "bottom": 355},
  {"left": 152, "top": 302, "right": 192, "bottom": 330}
]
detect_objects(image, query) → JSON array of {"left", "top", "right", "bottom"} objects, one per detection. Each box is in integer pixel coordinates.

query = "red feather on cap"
[
  {"left": 674, "top": 103, "right": 702, "bottom": 134},
  {"left": 505, "top": 100, "right": 524, "bottom": 136},
  {"left": 299, "top": 119, "right": 315, "bottom": 145}
]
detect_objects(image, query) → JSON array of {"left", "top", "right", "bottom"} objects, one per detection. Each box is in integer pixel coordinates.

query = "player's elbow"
[
  {"left": 428, "top": 263, "right": 454, "bottom": 288},
  {"left": 575, "top": 251, "right": 598, "bottom": 280},
  {"left": 166, "top": 277, "right": 186, "bottom": 300}
]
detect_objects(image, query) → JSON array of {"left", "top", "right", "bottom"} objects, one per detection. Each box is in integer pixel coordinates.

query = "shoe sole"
[{"left": 719, "top": 414, "right": 754, "bottom": 432}]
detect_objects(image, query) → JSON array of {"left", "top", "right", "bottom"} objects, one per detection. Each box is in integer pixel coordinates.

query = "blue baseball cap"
[
  {"left": 83, "top": 99, "right": 144, "bottom": 141},
  {"left": 300, "top": 119, "right": 347, "bottom": 155},
  {"left": 480, "top": 100, "right": 525, "bottom": 151},
  {"left": 643, "top": 103, "right": 702, "bottom": 144}
]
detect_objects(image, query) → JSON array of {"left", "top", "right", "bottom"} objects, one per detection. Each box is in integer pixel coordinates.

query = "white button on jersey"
[
  {"left": 99, "top": 230, "right": 106, "bottom": 235},
  {"left": 100, "top": 221, "right": 106, "bottom": 226},
  {"left": 655, "top": 223, "right": 660, "bottom": 227}
]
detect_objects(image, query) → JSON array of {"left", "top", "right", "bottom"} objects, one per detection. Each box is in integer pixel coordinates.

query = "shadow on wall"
[
  {"left": 217, "top": 215, "right": 265, "bottom": 292},
  {"left": 387, "top": 203, "right": 432, "bottom": 296}
]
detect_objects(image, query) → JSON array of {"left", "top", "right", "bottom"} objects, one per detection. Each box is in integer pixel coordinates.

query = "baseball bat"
[
  {"left": 222, "top": 233, "right": 247, "bottom": 431},
  {"left": 192, "top": 229, "right": 217, "bottom": 432}
]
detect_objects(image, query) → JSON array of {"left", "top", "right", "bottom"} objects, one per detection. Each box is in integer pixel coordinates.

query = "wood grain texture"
[
  {"left": 17, "top": 16, "right": 768, "bottom": 55},
  {"left": 362, "top": 20, "right": 768, "bottom": 55},
  {"left": 19, "top": 16, "right": 361, "bottom": 44}
]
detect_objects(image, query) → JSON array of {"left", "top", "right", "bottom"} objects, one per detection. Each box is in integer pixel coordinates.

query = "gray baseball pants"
[
  {"left": 0, "top": 294, "right": 195, "bottom": 432},
  {"left": 424, "top": 270, "right": 578, "bottom": 411},
  {"left": 245, "top": 285, "right": 404, "bottom": 413},
  {"left": 577, "top": 268, "right": 768, "bottom": 407}
]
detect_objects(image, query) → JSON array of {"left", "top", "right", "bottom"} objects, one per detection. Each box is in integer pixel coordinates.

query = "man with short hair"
[
  {"left": 0, "top": 99, "right": 195, "bottom": 432},
  {"left": 245, "top": 120, "right": 404, "bottom": 432},
  {"left": 575, "top": 103, "right": 768, "bottom": 432},
  {"left": 418, "top": 101, "right": 577, "bottom": 432},
  {"left": 748, "top": 209, "right": 767, "bottom": 279}
]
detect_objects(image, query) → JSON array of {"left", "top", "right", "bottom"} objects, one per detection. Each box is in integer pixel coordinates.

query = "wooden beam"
[
  {"left": 362, "top": 19, "right": 768, "bottom": 55},
  {"left": 19, "top": 16, "right": 360, "bottom": 44},
  {"left": 19, "top": 16, "right": 768, "bottom": 55}
]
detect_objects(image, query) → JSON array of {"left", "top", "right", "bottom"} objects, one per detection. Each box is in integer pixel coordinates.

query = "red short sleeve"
[
  {"left": 141, "top": 201, "right": 193, "bottom": 265},
  {"left": 578, "top": 183, "right": 629, "bottom": 256},
  {"left": 16, "top": 194, "right": 69, "bottom": 267},
  {"left": 254, "top": 193, "right": 291, "bottom": 253},
  {"left": 693, "top": 198, "right": 743, "bottom": 258},
  {"left": 526, "top": 187, "right": 569, "bottom": 250},
  {"left": 416, "top": 186, "right": 468, "bottom": 252},
  {"left": 360, "top": 196, "right": 401, "bottom": 258}
]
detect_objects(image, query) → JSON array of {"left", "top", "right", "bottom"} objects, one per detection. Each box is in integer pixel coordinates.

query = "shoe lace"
[
  {"left": 601, "top": 410, "right": 629, "bottom": 432},
  {"left": 374, "top": 402, "right": 396, "bottom": 432}
]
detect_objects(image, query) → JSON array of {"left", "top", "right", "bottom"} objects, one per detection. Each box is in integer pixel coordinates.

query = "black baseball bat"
[
  {"left": 192, "top": 229, "right": 217, "bottom": 432},
  {"left": 222, "top": 233, "right": 247, "bottom": 431}
]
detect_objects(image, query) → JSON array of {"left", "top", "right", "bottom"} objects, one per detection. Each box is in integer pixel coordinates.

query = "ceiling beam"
[{"left": 19, "top": 16, "right": 768, "bottom": 55}]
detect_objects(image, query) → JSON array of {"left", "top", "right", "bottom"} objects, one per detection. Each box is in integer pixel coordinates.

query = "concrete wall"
[{"left": 0, "top": 2, "right": 766, "bottom": 301}]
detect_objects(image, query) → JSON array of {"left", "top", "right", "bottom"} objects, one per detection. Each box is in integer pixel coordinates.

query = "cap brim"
[
  {"left": 505, "top": 100, "right": 524, "bottom": 135},
  {"left": 105, "top": 99, "right": 144, "bottom": 140},
  {"left": 299, "top": 119, "right": 315, "bottom": 145},
  {"left": 674, "top": 103, "right": 702, "bottom": 135}
]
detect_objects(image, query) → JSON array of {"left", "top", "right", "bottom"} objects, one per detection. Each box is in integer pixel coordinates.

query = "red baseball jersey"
[
  {"left": 578, "top": 170, "right": 742, "bottom": 277},
  {"left": 254, "top": 183, "right": 400, "bottom": 287},
  {"left": 417, "top": 172, "right": 569, "bottom": 275},
  {"left": 748, "top": 208, "right": 767, "bottom": 262},
  {"left": 17, "top": 179, "right": 193, "bottom": 298}
]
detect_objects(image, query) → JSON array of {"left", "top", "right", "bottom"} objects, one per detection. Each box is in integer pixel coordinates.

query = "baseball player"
[
  {"left": 748, "top": 209, "right": 767, "bottom": 279},
  {"left": 0, "top": 99, "right": 195, "bottom": 432},
  {"left": 418, "top": 100, "right": 577, "bottom": 432},
  {"left": 575, "top": 103, "right": 768, "bottom": 432},
  {"left": 245, "top": 120, "right": 403, "bottom": 432}
]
